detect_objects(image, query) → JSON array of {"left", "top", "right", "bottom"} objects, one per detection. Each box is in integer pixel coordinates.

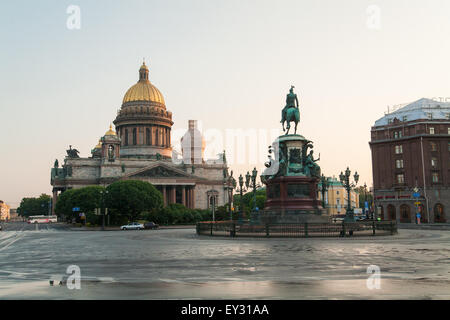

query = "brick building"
[{"left": 370, "top": 98, "right": 450, "bottom": 223}]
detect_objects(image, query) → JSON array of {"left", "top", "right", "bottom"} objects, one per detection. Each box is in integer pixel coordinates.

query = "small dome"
[
  {"left": 105, "top": 125, "right": 116, "bottom": 136},
  {"left": 122, "top": 62, "right": 165, "bottom": 106},
  {"left": 94, "top": 139, "right": 102, "bottom": 149}
]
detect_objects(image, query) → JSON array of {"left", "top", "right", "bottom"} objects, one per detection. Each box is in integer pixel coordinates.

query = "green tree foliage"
[
  {"left": 17, "top": 194, "right": 51, "bottom": 217},
  {"left": 105, "top": 180, "right": 163, "bottom": 222},
  {"left": 233, "top": 188, "right": 266, "bottom": 217},
  {"left": 55, "top": 186, "right": 104, "bottom": 223},
  {"left": 142, "top": 204, "right": 211, "bottom": 225}
]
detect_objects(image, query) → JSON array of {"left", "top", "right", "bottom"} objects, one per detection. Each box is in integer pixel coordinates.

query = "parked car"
[
  {"left": 120, "top": 222, "right": 144, "bottom": 230},
  {"left": 144, "top": 222, "right": 159, "bottom": 230}
]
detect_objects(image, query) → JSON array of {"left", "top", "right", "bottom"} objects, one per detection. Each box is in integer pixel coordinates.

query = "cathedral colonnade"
[{"left": 157, "top": 184, "right": 196, "bottom": 209}]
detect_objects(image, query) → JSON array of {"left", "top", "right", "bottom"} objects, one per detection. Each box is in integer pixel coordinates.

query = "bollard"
[
  {"left": 304, "top": 222, "right": 308, "bottom": 237},
  {"left": 265, "top": 224, "right": 270, "bottom": 237},
  {"left": 372, "top": 221, "right": 376, "bottom": 236},
  {"left": 49, "top": 280, "right": 54, "bottom": 286}
]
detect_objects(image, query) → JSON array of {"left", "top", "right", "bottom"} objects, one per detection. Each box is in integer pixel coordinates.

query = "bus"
[{"left": 27, "top": 215, "right": 58, "bottom": 224}]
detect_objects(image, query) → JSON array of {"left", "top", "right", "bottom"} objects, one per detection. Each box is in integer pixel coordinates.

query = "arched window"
[
  {"left": 155, "top": 127, "right": 159, "bottom": 146},
  {"left": 125, "top": 129, "right": 128, "bottom": 146},
  {"left": 133, "top": 128, "right": 137, "bottom": 145}
]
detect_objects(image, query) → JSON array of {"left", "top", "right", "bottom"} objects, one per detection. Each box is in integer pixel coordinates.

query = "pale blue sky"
[{"left": 2, "top": 0, "right": 450, "bottom": 207}]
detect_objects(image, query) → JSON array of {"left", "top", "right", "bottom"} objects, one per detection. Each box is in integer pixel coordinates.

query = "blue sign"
[
  {"left": 416, "top": 213, "right": 421, "bottom": 218},
  {"left": 413, "top": 192, "right": 420, "bottom": 198},
  {"left": 255, "top": 207, "right": 259, "bottom": 211},
  {"left": 72, "top": 207, "right": 80, "bottom": 212},
  {"left": 364, "top": 201, "right": 369, "bottom": 209}
]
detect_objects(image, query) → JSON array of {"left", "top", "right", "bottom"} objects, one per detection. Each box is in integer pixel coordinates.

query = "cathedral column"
[
  {"left": 162, "top": 185, "right": 167, "bottom": 207},
  {"left": 182, "top": 186, "right": 186, "bottom": 206},
  {"left": 191, "top": 187, "right": 195, "bottom": 209},
  {"left": 186, "top": 188, "right": 191, "bottom": 208},
  {"left": 171, "top": 186, "right": 176, "bottom": 204}
]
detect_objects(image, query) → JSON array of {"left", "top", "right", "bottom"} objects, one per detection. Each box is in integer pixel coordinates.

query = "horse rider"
[{"left": 281, "top": 86, "right": 299, "bottom": 124}]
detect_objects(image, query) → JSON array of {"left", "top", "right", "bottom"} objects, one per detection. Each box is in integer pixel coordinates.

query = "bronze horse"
[{"left": 281, "top": 86, "right": 300, "bottom": 135}]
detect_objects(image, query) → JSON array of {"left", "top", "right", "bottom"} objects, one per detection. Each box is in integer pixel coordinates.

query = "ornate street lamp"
[
  {"left": 235, "top": 174, "right": 247, "bottom": 223},
  {"left": 320, "top": 174, "right": 330, "bottom": 209},
  {"left": 250, "top": 167, "right": 261, "bottom": 212},
  {"left": 226, "top": 171, "right": 236, "bottom": 221},
  {"left": 339, "top": 167, "right": 359, "bottom": 222}
]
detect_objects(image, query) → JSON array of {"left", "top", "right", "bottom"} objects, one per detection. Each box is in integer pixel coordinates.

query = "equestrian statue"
[{"left": 281, "top": 86, "right": 300, "bottom": 135}]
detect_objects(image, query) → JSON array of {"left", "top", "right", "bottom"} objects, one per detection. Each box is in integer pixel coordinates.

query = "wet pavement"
[{"left": 0, "top": 222, "right": 449, "bottom": 299}]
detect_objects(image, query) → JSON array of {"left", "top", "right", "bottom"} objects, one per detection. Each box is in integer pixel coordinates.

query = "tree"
[
  {"left": 105, "top": 180, "right": 163, "bottom": 222},
  {"left": 55, "top": 186, "right": 104, "bottom": 223},
  {"left": 17, "top": 194, "right": 51, "bottom": 217},
  {"left": 233, "top": 188, "right": 266, "bottom": 216}
]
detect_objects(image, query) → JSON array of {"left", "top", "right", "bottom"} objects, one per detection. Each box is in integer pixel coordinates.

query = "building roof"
[{"left": 374, "top": 98, "right": 450, "bottom": 127}]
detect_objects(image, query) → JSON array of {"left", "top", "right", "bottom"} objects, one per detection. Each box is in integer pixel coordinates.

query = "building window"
[
  {"left": 396, "top": 159, "right": 404, "bottom": 169},
  {"left": 132, "top": 128, "right": 137, "bottom": 145},
  {"left": 430, "top": 127, "right": 435, "bottom": 134},
  {"left": 447, "top": 113, "right": 450, "bottom": 120},
  {"left": 432, "top": 173, "right": 439, "bottom": 183},
  {"left": 388, "top": 118, "right": 393, "bottom": 124},
  {"left": 396, "top": 174, "right": 405, "bottom": 184},
  {"left": 395, "top": 145, "right": 403, "bottom": 154},
  {"left": 431, "top": 157, "right": 438, "bottom": 168},
  {"left": 125, "top": 129, "right": 128, "bottom": 146},
  {"left": 427, "top": 113, "right": 433, "bottom": 120},
  {"left": 430, "top": 142, "right": 437, "bottom": 151},
  {"left": 448, "top": 127, "right": 450, "bottom": 135},
  {"left": 402, "top": 116, "right": 408, "bottom": 122}
]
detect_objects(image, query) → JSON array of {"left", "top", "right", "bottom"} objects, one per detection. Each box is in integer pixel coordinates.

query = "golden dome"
[
  {"left": 122, "top": 62, "right": 165, "bottom": 105},
  {"left": 105, "top": 125, "right": 117, "bottom": 136}
]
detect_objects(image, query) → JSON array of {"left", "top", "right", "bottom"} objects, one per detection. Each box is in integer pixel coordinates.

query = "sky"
[{"left": 2, "top": 0, "right": 450, "bottom": 208}]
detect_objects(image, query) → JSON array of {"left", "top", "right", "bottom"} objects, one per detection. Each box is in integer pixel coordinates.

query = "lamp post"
[
  {"left": 235, "top": 174, "right": 247, "bottom": 223},
  {"left": 339, "top": 167, "right": 359, "bottom": 222},
  {"left": 226, "top": 171, "right": 236, "bottom": 221},
  {"left": 249, "top": 168, "right": 261, "bottom": 212},
  {"left": 100, "top": 189, "right": 109, "bottom": 231},
  {"left": 320, "top": 174, "right": 330, "bottom": 210}
]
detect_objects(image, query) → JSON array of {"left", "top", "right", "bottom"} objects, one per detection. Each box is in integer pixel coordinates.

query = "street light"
[
  {"left": 226, "top": 171, "right": 236, "bottom": 221},
  {"left": 250, "top": 167, "right": 261, "bottom": 212},
  {"left": 235, "top": 174, "right": 247, "bottom": 223},
  {"left": 320, "top": 174, "right": 330, "bottom": 210},
  {"left": 339, "top": 167, "right": 359, "bottom": 222}
]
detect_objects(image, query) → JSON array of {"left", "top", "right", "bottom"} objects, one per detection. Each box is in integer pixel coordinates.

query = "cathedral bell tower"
[{"left": 101, "top": 125, "right": 121, "bottom": 162}]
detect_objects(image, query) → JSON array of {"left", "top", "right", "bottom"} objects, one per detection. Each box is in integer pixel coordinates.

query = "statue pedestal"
[{"left": 259, "top": 134, "right": 327, "bottom": 224}]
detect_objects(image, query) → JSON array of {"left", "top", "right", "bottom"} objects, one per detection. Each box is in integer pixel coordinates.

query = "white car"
[{"left": 120, "top": 222, "right": 144, "bottom": 230}]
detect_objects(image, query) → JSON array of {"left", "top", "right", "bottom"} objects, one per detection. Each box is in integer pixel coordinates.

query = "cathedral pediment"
[{"left": 123, "top": 163, "right": 200, "bottom": 179}]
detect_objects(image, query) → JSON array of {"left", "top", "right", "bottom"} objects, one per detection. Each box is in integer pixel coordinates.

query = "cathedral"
[{"left": 50, "top": 62, "right": 231, "bottom": 213}]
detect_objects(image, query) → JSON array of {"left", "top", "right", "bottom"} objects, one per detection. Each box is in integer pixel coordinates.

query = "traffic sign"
[
  {"left": 72, "top": 207, "right": 80, "bottom": 212},
  {"left": 414, "top": 201, "right": 421, "bottom": 205},
  {"left": 413, "top": 192, "right": 420, "bottom": 198}
]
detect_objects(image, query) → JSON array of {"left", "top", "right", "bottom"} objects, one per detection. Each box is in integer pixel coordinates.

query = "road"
[{"left": 0, "top": 221, "right": 449, "bottom": 299}]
